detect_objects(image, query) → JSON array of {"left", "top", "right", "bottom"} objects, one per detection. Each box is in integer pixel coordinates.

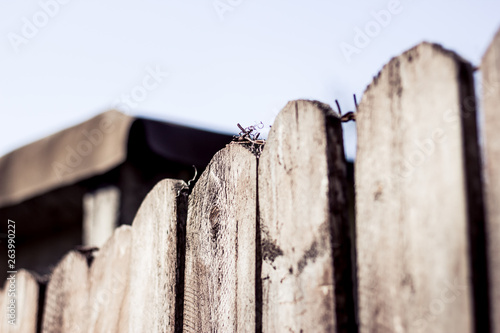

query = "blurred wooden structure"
[{"left": 0, "top": 111, "right": 232, "bottom": 281}]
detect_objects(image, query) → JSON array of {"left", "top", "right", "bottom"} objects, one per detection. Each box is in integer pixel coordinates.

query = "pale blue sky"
[{"left": 1, "top": 0, "right": 499, "bottom": 160}]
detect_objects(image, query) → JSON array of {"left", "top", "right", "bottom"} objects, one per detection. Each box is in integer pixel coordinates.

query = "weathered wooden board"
[
  {"left": 0, "top": 270, "right": 39, "bottom": 333},
  {"left": 482, "top": 27, "right": 500, "bottom": 333},
  {"left": 87, "top": 225, "right": 131, "bottom": 332},
  {"left": 356, "top": 42, "right": 488, "bottom": 333},
  {"left": 41, "top": 251, "right": 90, "bottom": 333},
  {"left": 258, "top": 100, "right": 355, "bottom": 332},
  {"left": 127, "top": 179, "right": 187, "bottom": 333},
  {"left": 183, "top": 143, "right": 257, "bottom": 332}
]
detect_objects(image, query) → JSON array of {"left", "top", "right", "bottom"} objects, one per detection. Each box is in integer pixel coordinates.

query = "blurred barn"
[{"left": 0, "top": 110, "right": 233, "bottom": 281}]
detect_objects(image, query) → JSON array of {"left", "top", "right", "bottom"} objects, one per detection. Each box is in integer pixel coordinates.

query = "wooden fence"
[{"left": 1, "top": 28, "right": 500, "bottom": 332}]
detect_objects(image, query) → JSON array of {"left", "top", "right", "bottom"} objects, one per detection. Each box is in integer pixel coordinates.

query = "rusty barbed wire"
[
  {"left": 232, "top": 122, "right": 266, "bottom": 156},
  {"left": 337, "top": 94, "right": 358, "bottom": 122}
]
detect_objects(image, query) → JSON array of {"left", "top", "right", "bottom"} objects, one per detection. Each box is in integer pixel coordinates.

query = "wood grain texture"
[
  {"left": 0, "top": 269, "right": 39, "bottom": 333},
  {"left": 482, "top": 27, "right": 500, "bottom": 333},
  {"left": 87, "top": 225, "right": 131, "bottom": 333},
  {"left": 355, "top": 42, "right": 487, "bottom": 333},
  {"left": 127, "top": 179, "right": 187, "bottom": 333},
  {"left": 183, "top": 143, "right": 257, "bottom": 333},
  {"left": 258, "top": 100, "right": 355, "bottom": 332},
  {"left": 41, "top": 251, "right": 89, "bottom": 333}
]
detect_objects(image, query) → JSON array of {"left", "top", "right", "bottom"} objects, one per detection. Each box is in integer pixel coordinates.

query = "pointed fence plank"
[
  {"left": 0, "top": 270, "right": 39, "bottom": 333},
  {"left": 41, "top": 251, "right": 90, "bottom": 333},
  {"left": 183, "top": 143, "right": 257, "bottom": 333},
  {"left": 355, "top": 42, "right": 488, "bottom": 333},
  {"left": 482, "top": 27, "right": 500, "bottom": 333},
  {"left": 87, "top": 225, "right": 131, "bottom": 333},
  {"left": 127, "top": 179, "right": 187, "bottom": 333},
  {"left": 258, "top": 100, "right": 355, "bottom": 332}
]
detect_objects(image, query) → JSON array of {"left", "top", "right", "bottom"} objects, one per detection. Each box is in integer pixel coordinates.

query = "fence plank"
[
  {"left": 127, "top": 179, "right": 187, "bottom": 333},
  {"left": 183, "top": 143, "right": 257, "bottom": 332},
  {"left": 41, "top": 251, "right": 89, "bottom": 333},
  {"left": 482, "top": 27, "right": 500, "bottom": 333},
  {"left": 258, "top": 100, "right": 355, "bottom": 332},
  {"left": 356, "top": 42, "right": 487, "bottom": 333},
  {"left": 87, "top": 225, "right": 131, "bottom": 332},
  {"left": 0, "top": 270, "right": 39, "bottom": 333}
]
